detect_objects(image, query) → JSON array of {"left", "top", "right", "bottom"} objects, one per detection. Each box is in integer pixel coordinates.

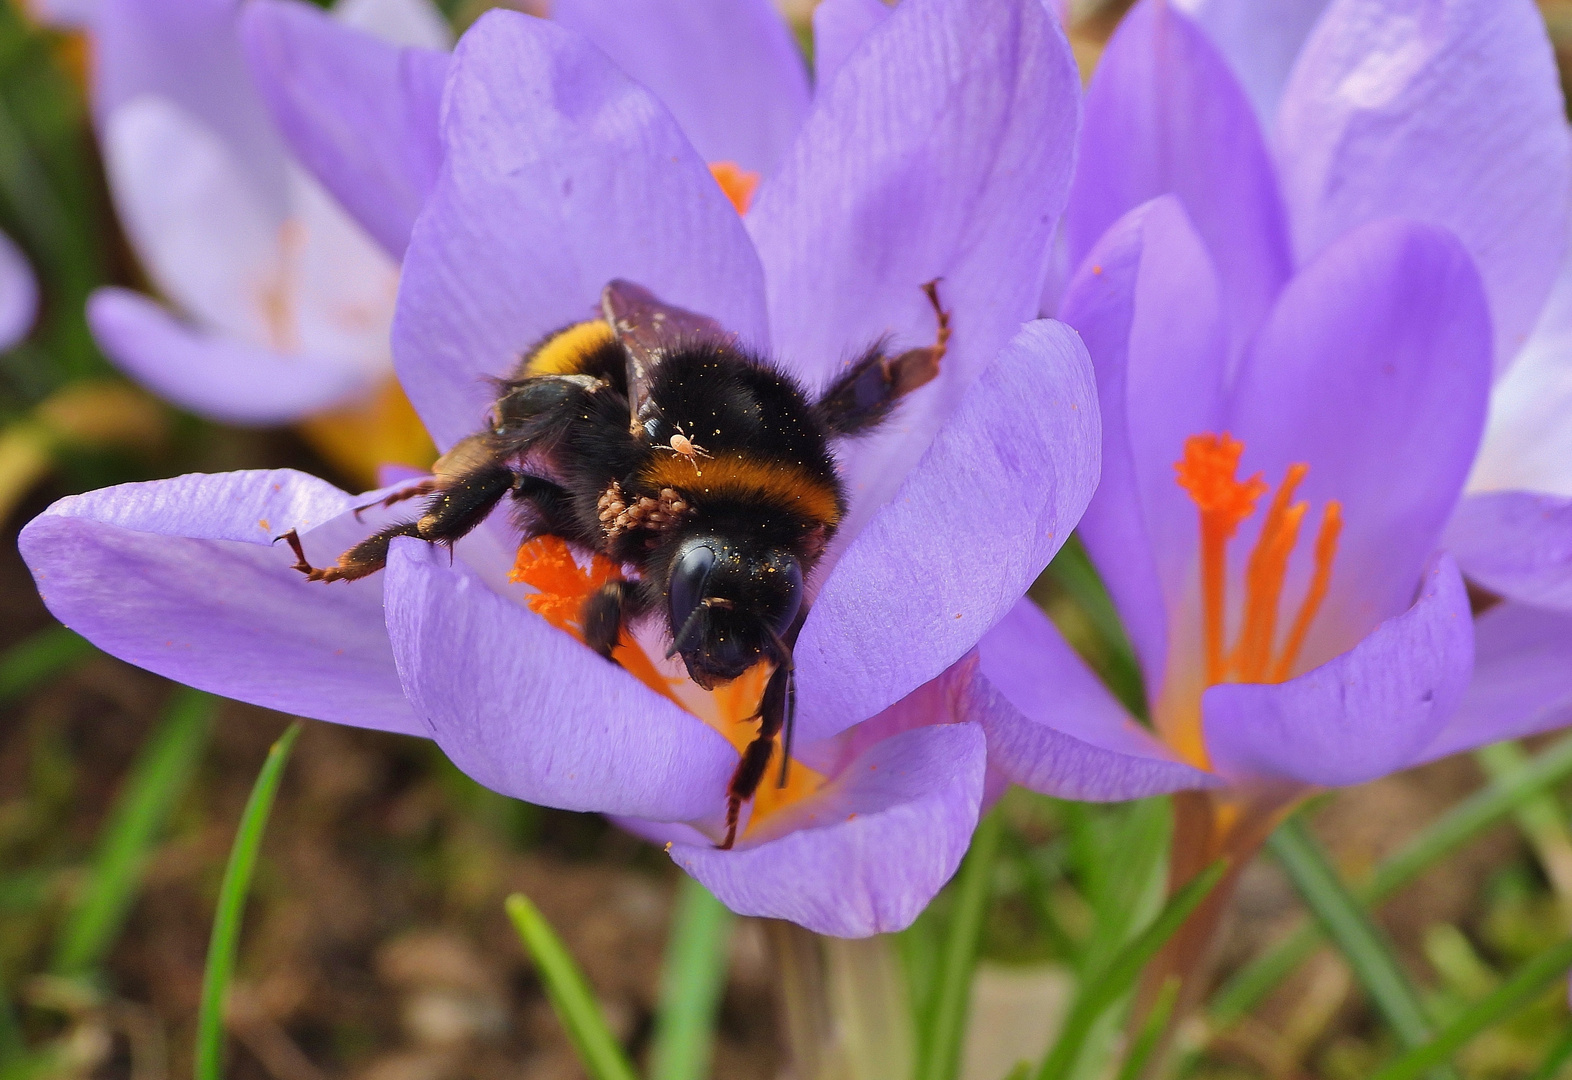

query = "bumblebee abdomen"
[
  {"left": 638, "top": 454, "right": 842, "bottom": 532},
  {"left": 517, "top": 320, "right": 622, "bottom": 380}
]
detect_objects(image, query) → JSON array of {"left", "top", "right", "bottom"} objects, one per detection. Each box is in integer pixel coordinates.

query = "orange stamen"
[
  {"left": 1271, "top": 501, "right": 1343, "bottom": 682},
  {"left": 1232, "top": 463, "right": 1308, "bottom": 682},
  {"left": 708, "top": 161, "right": 761, "bottom": 215},
  {"left": 509, "top": 536, "right": 824, "bottom": 834},
  {"left": 1174, "top": 434, "right": 1267, "bottom": 684}
]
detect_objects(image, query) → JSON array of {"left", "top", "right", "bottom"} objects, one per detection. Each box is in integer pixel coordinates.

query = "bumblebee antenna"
[{"left": 765, "top": 627, "right": 796, "bottom": 789}]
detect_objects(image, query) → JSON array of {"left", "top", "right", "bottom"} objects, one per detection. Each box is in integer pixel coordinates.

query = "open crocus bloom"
[
  {"left": 0, "top": 229, "right": 37, "bottom": 352},
  {"left": 84, "top": 0, "right": 448, "bottom": 428},
  {"left": 21, "top": 0, "right": 1213, "bottom": 936}
]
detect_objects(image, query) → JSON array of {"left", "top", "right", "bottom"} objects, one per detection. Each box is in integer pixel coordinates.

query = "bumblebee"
[{"left": 282, "top": 280, "right": 949, "bottom": 848}]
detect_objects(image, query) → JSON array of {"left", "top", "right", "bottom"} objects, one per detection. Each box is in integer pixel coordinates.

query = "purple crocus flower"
[
  {"left": 83, "top": 0, "right": 449, "bottom": 425},
  {"left": 22, "top": 0, "right": 1209, "bottom": 936},
  {"left": 0, "top": 229, "right": 38, "bottom": 352},
  {"left": 982, "top": 0, "right": 1572, "bottom": 866}
]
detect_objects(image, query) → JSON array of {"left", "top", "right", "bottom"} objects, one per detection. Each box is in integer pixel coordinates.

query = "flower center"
[
  {"left": 708, "top": 161, "right": 760, "bottom": 216},
  {"left": 1167, "top": 433, "right": 1343, "bottom": 764},
  {"left": 509, "top": 536, "right": 822, "bottom": 835}
]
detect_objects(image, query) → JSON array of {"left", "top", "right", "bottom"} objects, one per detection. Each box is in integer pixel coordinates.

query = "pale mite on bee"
[{"left": 279, "top": 279, "right": 950, "bottom": 849}]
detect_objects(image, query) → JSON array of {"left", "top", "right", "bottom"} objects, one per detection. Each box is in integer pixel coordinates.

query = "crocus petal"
[
  {"left": 795, "top": 319, "right": 1099, "bottom": 745},
  {"left": 978, "top": 600, "right": 1219, "bottom": 798},
  {"left": 87, "top": 288, "right": 376, "bottom": 424},
  {"left": 748, "top": 0, "right": 1080, "bottom": 536},
  {"left": 0, "top": 229, "right": 38, "bottom": 351},
  {"left": 1227, "top": 219, "right": 1491, "bottom": 666},
  {"left": 1066, "top": 0, "right": 1293, "bottom": 359},
  {"left": 1275, "top": 0, "right": 1572, "bottom": 368},
  {"left": 552, "top": 0, "right": 809, "bottom": 178},
  {"left": 1203, "top": 554, "right": 1473, "bottom": 787},
  {"left": 1444, "top": 492, "right": 1572, "bottom": 612},
  {"left": 334, "top": 0, "right": 451, "bottom": 48},
  {"left": 1171, "top": 0, "right": 1332, "bottom": 125},
  {"left": 1419, "top": 602, "right": 1572, "bottom": 762},
  {"left": 811, "top": 0, "right": 891, "bottom": 93},
  {"left": 18, "top": 470, "right": 422, "bottom": 735},
  {"left": 1469, "top": 242, "right": 1572, "bottom": 497},
  {"left": 95, "top": 0, "right": 288, "bottom": 194},
  {"left": 382, "top": 540, "right": 738, "bottom": 822},
  {"left": 670, "top": 722, "right": 986, "bottom": 937},
  {"left": 392, "top": 9, "right": 767, "bottom": 450},
  {"left": 1060, "top": 196, "right": 1228, "bottom": 683},
  {"left": 241, "top": 0, "right": 450, "bottom": 259}
]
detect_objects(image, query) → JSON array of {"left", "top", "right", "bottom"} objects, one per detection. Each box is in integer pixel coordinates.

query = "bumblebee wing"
[{"left": 601, "top": 279, "right": 734, "bottom": 432}]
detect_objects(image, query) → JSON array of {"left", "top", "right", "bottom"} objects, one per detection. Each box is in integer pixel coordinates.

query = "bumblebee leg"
[
  {"left": 813, "top": 281, "right": 950, "bottom": 438},
  {"left": 353, "top": 478, "right": 440, "bottom": 522},
  {"left": 281, "top": 521, "right": 423, "bottom": 583},
  {"left": 581, "top": 580, "right": 651, "bottom": 661},
  {"left": 719, "top": 661, "right": 791, "bottom": 850}
]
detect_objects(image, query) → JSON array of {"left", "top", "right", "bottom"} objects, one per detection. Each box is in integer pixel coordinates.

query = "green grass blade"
[
  {"left": 649, "top": 876, "right": 734, "bottom": 1080},
  {"left": 0, "top": 625, "right": 92, "bottom": 704},
  {"left": 52, "top": 689, "right": 214, "bottom": 975},
  {"left": 1268, "top": 816, "right": 1455, "bottom": 1079},
  {"left": 915, "top": 807, "right": 1004, "bottom": 1080},
  {"left": 1115, "top": 976, "right": 1179, "bottom": 1080},
  {"left": 1212, "top": 731, "right": 1572, "bottom": 1025},
  {"left": 194, "top": 721, "right": 301, "bottom": 1080},
  {"left": 1475, "top": 741, "right": 1572, "bottom": 903},
  {"left": 504, "top": 893, "right": 638, "bottom": 1080},
  {"left": 1035, "top": 859, "right": 1228, "bottom": 1080},
  {"left": 1525, "top": 1021, "right": 1572, "bottom": 1080},
  {"left": 1002, "top": 1063, "right": 1031, "bottom": 1080},
  {"left": 1369, "top": 936, "right": 1572, "bottom": 1080}
]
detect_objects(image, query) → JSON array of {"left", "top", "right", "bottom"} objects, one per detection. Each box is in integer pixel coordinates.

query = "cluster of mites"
[{"left": 597, "top": 481, "right": 690, "bottom": 541}]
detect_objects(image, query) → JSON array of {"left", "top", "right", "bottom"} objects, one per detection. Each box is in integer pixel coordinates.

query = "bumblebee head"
[{"left": 665, "top": 534, "right": 802, "bottom": 687}]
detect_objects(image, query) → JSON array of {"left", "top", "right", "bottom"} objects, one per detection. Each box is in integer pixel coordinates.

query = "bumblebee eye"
[
  {"left": 668, "top": 542, "right": 717, "bottom": 642},
  {"left": 774, "top": 558, "right": 804, "bottom": 636}
]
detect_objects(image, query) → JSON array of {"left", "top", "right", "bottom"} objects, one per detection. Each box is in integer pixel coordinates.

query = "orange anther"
[
  {"left": 708, "top": 161, "right": 761, "bottom": 216},
  {"left": 1272, "top": 501, "right": 1343, "bottom": 682}
]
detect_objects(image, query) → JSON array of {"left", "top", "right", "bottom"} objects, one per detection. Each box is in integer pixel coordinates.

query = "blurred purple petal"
[
  {"left": 334, "top": 0, "right": 451, "bottom": 48},
  {"left": 811, "top": 0, "right": 891, "bottom": 93},
  {"left": 0, "top": 229, "right": 37, "bottom": 351},
  {"left": 392, "top": 9, "right": 767, "bottom": 450},
  {"left": 1420, "top": 602, "right": 1572, "bottom": 762},
  {"left": 1171, "top": 0, "right": 1331, "bottom": 125},
  {"left": 1275, "top": 0, "right": 1572, "bottom": 368},
  {"left": 1227, "top": 219, "right": 1490, "bottom": 666},
  {"left": 242, "top": 0, "right": 450, "bottom": 259},
  {"left": 978, "top": 600, "right": 1218, "bottom": 797},
  {"left": 671, "top": 723, "right": 986, "bottom": 937},
  {"left": 18, "top": 471, "right": 423, "bottom": 735},
  {"left": 552, "top": 0, "right": 809, "bottom": 177},
  {"left": 1445, "top": 491, "right": 1572, "bottom": 612},
  {"left": 748, "top": 0, "right": 1080, "bottom": 535},
  {"left": 1066, "top": 0, "right": 1292, "bottom": 359},
  {"left": 382, "top": 541, "right": 738, "bottom": 821},
  {"left": 1204, "top": 555, "right": 1473, "bottom": 786},
  {"left": 88, "top": 288, "right": 377, "bottom": 424},
  {"left": 796, "top": 320, "right": 1099, "bottom": 745},
  {"left": 1061, "top": 196, "right": 1227, "bottom": 683}
]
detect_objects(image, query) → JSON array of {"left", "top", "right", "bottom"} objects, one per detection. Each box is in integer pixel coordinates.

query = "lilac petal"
[
  {"left": 1419, "top": 602, "right": 1572, "bottom": 762},
  {"left": 382, "top": 540, "right": 738, "bottom": 821},
  {"left": 1171, "top": 0, "right": 1332, "bottom": 125},
  {"left": 1444, "top": 492, "right": 1572, "bottom": 612},
  {"left": 811, "top": 0, "right": 891, "bottom": 93},
  {"left": 95, "top": 0, "right": 288, "bottom": 201},
  {"left": 241, "top": 0, "right": 449, "bottom": 259},
  {"left": 88, "top": 288, "right": 376, "bottom": 424},
  {"left": 392, "top": 10, "right": 767, "bottom": 450},
  {"left": 552, "top": 0, "right": 809, "bottom": 178},
  {"left": 18, "top": 470, "right": 422, "bottom": 735},
  {"left": 747, "top": 0, "right": 1080, "bottom": 533},
  {"left": 978, "top": 600, "right": 1219, "bottom": 798},
  {"left": 0, "top": 229, "right": 38, "bottom": 351},
  {"left": 1059, "top": 196, "right": 1228, "bottom": 684},
  {"left": 794, "top": 320, "right": 1098, "bottom": 746},
  {"left": 1228, "top": 219, "right": 1491, "bottom": 667},
  {"left": 1204, "top": 554, "right": 1474, "bottom": 787},
  {"left": 670, "top": 723, "right": 986, "bottom": 937},
  {"left": 1470, "top": 242, "right": 1572, "bottom": 498},
  {"left": 1275, "top": 0, "right": 1572, "bottom": 369},
  {"left": 1065, "top": 0, "right": 1292, "bottom": 360}
]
